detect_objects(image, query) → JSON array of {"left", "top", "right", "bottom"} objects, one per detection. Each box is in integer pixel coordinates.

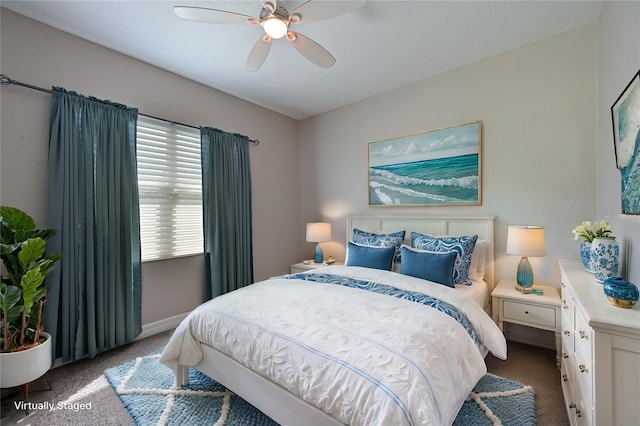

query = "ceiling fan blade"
[
  {"left": 287, "top": 32, "right": 335, "bottom": 69},
  {"left": 174, "top": 6, "right": 257, "bottom": 25},
  {"left": 290, "top": 0, "right": 366, "bottom": 24},
  {"left": 245, "top": 36, "right": 273, "bottom": 72}
]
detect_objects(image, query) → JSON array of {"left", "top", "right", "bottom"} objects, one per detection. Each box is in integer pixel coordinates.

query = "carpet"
[{"left": 105, "top": 351, "right": 535, "bottom": 426}]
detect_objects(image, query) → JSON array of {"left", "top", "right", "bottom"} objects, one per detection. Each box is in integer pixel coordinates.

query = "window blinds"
[{"left": 136, "top": 116, "right": 203, "bottom": 261}]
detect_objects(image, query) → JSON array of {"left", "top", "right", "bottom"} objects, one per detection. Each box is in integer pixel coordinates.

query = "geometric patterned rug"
[{"left": 105, "top": 350, "right": 535, "bottom": 426}]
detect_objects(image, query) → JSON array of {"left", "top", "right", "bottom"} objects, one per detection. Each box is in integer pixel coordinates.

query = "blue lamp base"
[
  {"left": 515, "top": 256, "right": 534, "bottom": 292},
  {"left": 314, "top": 243, "right": 324, "bottom": 264}
]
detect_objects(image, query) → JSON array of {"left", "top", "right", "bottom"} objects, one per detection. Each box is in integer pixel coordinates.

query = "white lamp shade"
[
  {"left": 306, "top": 222, "right": 331, "bottom": 243},
  {"left": 506, "top": 226, "right": 546, "bottom": 257}
]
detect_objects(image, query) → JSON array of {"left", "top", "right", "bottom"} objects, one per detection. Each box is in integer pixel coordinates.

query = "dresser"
[{"left": 558, "top": 259, "right": 640, "bottom": 426}]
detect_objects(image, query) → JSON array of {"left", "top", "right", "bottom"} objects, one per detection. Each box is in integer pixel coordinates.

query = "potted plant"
[
  {"left": 572, "top": 220, "right": 618, "bottom": 282},
  {"left": 0, "top": 206, "right": 62, "bottom": 388},
  {"left": 571, "top": 220, "right": 614, "bottom": 273}
]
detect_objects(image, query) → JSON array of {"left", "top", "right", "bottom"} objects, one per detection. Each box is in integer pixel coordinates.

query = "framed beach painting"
[
  {"left": 368, "top": 120, "right": 482, "bottom": 206},
  {"left": 611, "top": 70, "right": 640, "bottom": 215}
]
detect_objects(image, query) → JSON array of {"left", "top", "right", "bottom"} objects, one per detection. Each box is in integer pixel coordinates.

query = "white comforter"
[{"left": 160, "top": 265, "right": 507, "bottom": 425}]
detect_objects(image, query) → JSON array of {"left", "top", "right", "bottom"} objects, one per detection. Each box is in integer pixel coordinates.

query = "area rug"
[{"left": 105, "top": 350, "right": 535, "bottom": 426}]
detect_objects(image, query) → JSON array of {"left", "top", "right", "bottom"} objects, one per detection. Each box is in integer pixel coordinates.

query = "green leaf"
[
  {"left": 0, "top": 206, "right": 36, "bottom": 234},
  {"left": 34, "top": 254, "right": 63, "bottom": 277},
  {"left": 0, "top": 242, "right": 21, "bottom": 255},
  {"left": 28, "top": 229, "right": 57, "bottom": 241},
  {"left": 18, "top": 238, "right": 46, "bottom": 270},
  {"left": 20, "top": 267, "right": 45, "bottom": 316},
  {"left": 1, "top": 255, "right": 21, "bottom": 287},
  {"left": 0, "top": 282, "right": 23, "bottom": 324}
]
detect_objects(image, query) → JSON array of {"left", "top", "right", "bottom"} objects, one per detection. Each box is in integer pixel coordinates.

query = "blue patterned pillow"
[
  {"left": 346, "top": 242, "right": 395, "bottom": 271},
  {"left": 352, "top": 228, "right": 405, "bottom": 264},
  {"left": 400, "top": 245, "right": 457, "bottom": 287},
  {"left": 410, "top": 232, "right": 478, "bottom": 285}
]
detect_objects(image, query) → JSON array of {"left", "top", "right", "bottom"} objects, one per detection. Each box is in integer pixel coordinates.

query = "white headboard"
[{"left": 346, "top": 215, "right": 496, "bottom": 290}]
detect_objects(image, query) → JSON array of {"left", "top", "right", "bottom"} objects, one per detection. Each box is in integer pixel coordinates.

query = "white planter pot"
[
  {"left": 0, "top": 332, "right": 52, "bottom": 388},
  {"left": 590, "top": 237, "right": 620, "bottom": 283}
]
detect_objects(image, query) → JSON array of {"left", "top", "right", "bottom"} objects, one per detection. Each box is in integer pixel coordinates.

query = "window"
[{"left": 136, "top": 116, "right": 203, "bottom": 261}]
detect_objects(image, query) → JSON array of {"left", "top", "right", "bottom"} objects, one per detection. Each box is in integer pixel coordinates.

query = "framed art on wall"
[
  {"left": 611, "top": 70, "right": 640, "bottom": 215},
  {"left": 368, "top": 120, "right": 482, "bottom": 206}
]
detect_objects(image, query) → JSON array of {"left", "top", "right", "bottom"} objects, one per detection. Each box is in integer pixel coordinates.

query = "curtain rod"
[{"left": 0, "top": 74, "right": 259, "bottom": 145}]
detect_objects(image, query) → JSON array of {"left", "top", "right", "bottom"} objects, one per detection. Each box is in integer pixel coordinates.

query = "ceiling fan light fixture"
[{"left": 262, "top": 17, "right": 288, "bottom": 39}]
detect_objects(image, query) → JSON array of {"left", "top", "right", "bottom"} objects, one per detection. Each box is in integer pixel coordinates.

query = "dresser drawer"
[
  {"left": 561, "top": 349, "right": 574, "bottom": 391},
  {"left": 561, "top": 331, "right": 573, "bottom": 365},
  {"left": 562, "top": 310, "right": 574, "bottom": 353},
  {"left": 573, "top": 343, "right": 593, "bottom": 408},
  {"left": 574, "top": 307, "right": 592, "bottom": 358},
  {"left": 503, "top": 300, "right": 557, "bottom": 329},
  {"left": 573, "top": 372, "right": 593, "bottom": 426},
  {"left": 561, "top": 288, "right": 575, "bottom": 326}
]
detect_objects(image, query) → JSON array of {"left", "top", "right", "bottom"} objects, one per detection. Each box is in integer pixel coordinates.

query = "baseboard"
[
  {"left": 48, "top": 313, "right": 188, "bottom": 369},
  {"left": 136, "top": 312, "right": 189, "bottom": 341}
]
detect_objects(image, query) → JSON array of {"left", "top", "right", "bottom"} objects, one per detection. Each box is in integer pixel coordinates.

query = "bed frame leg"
[{"left": 174, "top": 365, "right": 189, "bottom": 386}]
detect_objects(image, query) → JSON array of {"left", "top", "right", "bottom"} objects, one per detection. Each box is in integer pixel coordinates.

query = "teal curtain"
[
  {"left": 45, "top": 87, "right": 141, "bottom": 362},
  {"left": 201, "top": 127, "right": 253, "bottom": 300}
]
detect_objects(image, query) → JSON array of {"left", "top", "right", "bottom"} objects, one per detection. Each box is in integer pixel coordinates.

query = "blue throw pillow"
[
  {"left": 400, "top": 245, "right": 457, "bottom": 287},
  {"left": 346, "top": 242, "right": 395, "bottom": 271},
  {"left": 352, "top": 228, "right": 406, "bottom": 264},
  {"left": 410, "top": 232, "right": 478, "bottom": 285}
]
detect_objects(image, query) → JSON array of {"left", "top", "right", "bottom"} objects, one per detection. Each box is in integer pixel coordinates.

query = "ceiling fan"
[{"left": 174, "top": 1, "right": 365, "bottom": 71}]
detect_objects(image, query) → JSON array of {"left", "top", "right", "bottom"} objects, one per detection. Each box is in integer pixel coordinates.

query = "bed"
[{"left": 160, "top": 215, "right": 506, "bottom": 425}]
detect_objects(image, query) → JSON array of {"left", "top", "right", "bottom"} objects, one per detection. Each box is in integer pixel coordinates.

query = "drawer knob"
[
  {"left": 569, "top": 403, "right": 583, "bottom": 418},
  {"left": 579, "top": 364, "right": 588, "bottom": 373},
  {"left": 564, "top": 330, "right": 571, "bottom": 336},
  {"left": 561, "top": 282, "right": 566, "bottom": 288},
  {"left": 563, "top": 374, "right": 568, "bottom": 382},
  {"left": 563, "top": 302, "right": 569, "bottom": 310},
  {"left": 562, "top": 352, "right": 569, "bottom": 359},
  {"left": 579, "top": 330, "right": 587, "bottom": 339},
  {"left": 524, "top": 311, "right": 529, "bottom": 314}
]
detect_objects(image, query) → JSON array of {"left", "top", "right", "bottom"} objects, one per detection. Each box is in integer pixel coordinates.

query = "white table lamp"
[
  {"left": 306, "top": 222, "right": 331, "bottom": 264},
  {"left": 506, "top": 225, "right": 546, "bottom": 292}
]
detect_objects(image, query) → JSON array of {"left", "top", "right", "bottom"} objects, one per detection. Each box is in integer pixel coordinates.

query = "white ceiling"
[{"left": 2, "top": 0, "right": 603, "bottom": 120}]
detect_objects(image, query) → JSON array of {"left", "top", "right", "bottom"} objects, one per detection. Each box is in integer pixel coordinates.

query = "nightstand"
[
  {"left": 291, "top": 261, "right": 343, "bottom": 274},
  {"left": 491, "top": 280, "right": 562, "bottom": 366}
]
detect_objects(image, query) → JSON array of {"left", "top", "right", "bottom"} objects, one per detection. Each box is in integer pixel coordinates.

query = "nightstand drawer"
[{"left": 503, "top": 300, "right": 557, "bottom": 328}]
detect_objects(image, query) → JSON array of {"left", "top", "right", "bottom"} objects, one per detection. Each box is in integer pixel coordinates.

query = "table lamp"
[
  {"left": 306, "top": 222, "right": 332, "bottom": 264},
  {"left": 506, "top": 225, "right": 546, "bottom": 292}
]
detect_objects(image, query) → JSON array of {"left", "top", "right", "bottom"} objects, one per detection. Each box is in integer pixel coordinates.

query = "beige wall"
[
  {"left": 0, "top": 9, "right": 300, "bottom": 324},
  {"left": 596, "top": 1, "right": 640, "bottom": 285},
  {"left": 3, "top": 4, "right": 635, "bottom": 328},
  {"left": 299, "top": 25, "right": 598, "bottom": 286}
]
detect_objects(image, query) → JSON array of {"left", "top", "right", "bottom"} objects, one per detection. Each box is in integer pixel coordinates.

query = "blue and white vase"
[
  {"left": 579, "top": 241, "right": 593, "bottom": 272},
  {"left": 590, "top": 237, "right": 619, "bottom": 283},
  {"left": 603, "top": 277, "right": 639, "bottom": 309}
]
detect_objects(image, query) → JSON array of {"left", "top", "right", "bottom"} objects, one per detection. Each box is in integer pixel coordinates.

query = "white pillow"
[{"left": 469, "top": 239, "right": 489, "bottom": 281}]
